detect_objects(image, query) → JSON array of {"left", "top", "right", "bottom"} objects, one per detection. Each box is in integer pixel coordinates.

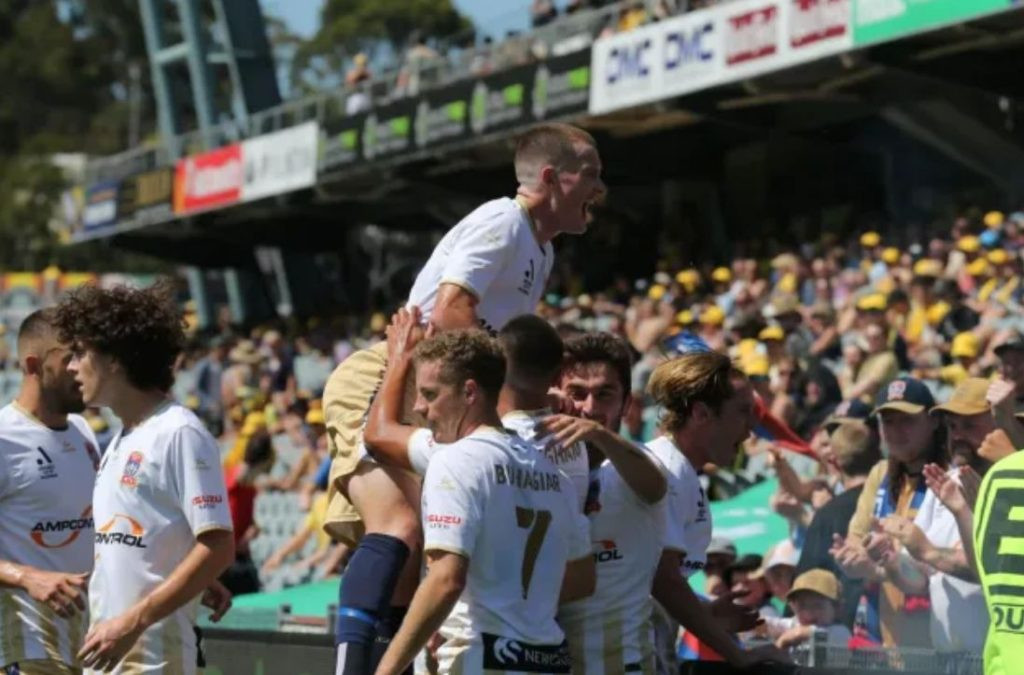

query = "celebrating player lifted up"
[{"left": 324, "top": 123, "right": 604, "bottom": 674}]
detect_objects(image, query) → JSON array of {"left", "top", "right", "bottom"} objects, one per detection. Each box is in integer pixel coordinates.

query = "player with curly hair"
[{"left": 54, "top": 282, "right": 234, "bottom": 675}]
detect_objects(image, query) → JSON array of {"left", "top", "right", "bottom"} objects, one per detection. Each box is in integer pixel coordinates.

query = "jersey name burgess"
[{"left": 494, "top": 464, "right": 562, "bottom": 492}]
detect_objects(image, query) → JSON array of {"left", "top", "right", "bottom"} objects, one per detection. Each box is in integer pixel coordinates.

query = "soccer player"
[
  {"left": 55, "top": 283, "right": 235, "bottom": 674},
  {"left": 374, "top": 330, "right": 593, "bottom": 675},
  {"left": 0, "top": 309, "right": 98, "bottom": 675},
  {"left": 646, "top": 350, "right": 789, "bottom": 672},
  {"left": 363, "top": 310, "right": 589, "bottom": 504},
  {"left": 554, "top": 336, "right": 784, "bottom": 672},
  {"left": 325, "top": 123, "right": 604, "bottom": 673}
]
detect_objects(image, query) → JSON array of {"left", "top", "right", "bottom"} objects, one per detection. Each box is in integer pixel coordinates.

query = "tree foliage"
[{"left": 292, "top": 0, "right": 473, "bottom": 91}]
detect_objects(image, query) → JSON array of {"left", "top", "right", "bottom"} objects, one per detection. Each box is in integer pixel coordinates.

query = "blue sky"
[{"left": 259, "top": 0, "right": 561, "bottom": 42}]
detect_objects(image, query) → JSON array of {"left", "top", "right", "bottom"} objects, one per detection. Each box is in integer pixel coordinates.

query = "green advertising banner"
[{"left": 853, "top": 0, "right": 1013, "bottom": 46}]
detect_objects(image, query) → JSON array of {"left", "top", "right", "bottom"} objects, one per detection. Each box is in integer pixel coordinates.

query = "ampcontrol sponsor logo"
[
  {"left": 594, "top": 539, "right": 624, "bottom": 563},
  {"left": 95, "top": 513, "right": 146, "bottom": 549},
  {"left": 31, "top": 506, "right": 93, "bottom": 549}
]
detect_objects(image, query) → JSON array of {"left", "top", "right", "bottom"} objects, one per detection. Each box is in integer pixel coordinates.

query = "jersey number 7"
[{"left": 516, "top": 506, "right": 552, "bottom": 599}]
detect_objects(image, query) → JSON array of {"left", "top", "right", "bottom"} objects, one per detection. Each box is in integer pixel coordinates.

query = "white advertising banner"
[
  {"left": 589, "top": 0, "right": 852, "bottom": 114},
  {"left": 241, "top": 121, "right": 319, "bottom": 202}
]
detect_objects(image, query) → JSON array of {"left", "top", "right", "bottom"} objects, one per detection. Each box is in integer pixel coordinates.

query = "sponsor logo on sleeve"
[
  {"left": 426, "top": 513, "right": 463, "bottom": 529},
  {"left": 192, "top": 494, "right": 224, "bottom": 510}
]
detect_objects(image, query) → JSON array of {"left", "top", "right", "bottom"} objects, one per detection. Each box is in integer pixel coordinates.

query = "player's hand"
[
  {"left": 735, "top": 643, "right": 793, "bottom": 667},
  {"left": 708, "top": 589, "right": 762, "bottom": 633},
  {"left": 979, "top": 428, "right": 1016, "bottom": 464},
  {"left": 923, "top": 463, "right": 969, "bottom": 516},
  {"left": 78, "top": 610, "right": 146, "bottom": 672},
  {"left": 21, "top": 569, "right": 88, "bottom": 618},
  {"left": 987, "top": 378, "right": 1017, "bottom": 414},
  {"left": 775, "top": 624, "right": 813, "bottom": 649},
  {"left": 385, "top": 306, "right": 429, "bottom": 363},
  {"left": 202, "top": 580, "right": 233, "bottom": 623},
  {"left": 878, "top": 515, "right": 929, "bottom": 561},
  {"left": 546, "top": 388, "right": 578, "bottom": 415},
  {"left": 536, "top": 414, "right": 604, "bottom": 448}
]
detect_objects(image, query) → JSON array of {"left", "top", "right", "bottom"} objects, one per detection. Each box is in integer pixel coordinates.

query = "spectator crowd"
[{"left": 145, "top": 204, "right": 1024, "bottom": 667}]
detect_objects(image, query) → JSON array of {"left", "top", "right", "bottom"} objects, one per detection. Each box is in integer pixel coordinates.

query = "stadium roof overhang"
[{"left": 69, "top": 6, "right": 1024, "bottom": 266}]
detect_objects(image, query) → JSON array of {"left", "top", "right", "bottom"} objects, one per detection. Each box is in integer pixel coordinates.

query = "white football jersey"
[
  {"left": 646, "top": 435, "right": 711, "bottom": 577},
  {"left": 406, "top": 197, "right": 554, "bottom": 335},
  {"left": 559, "top": 455, "right": 667, "bottom": 674},
  {"left": 0, "top": 403, "right": 99, "bottom": 669},
  {"left": 422, "top": 427, "right": 590, "bottom": 673},
  {"left": 88, "top": 402, "right": 232, "bottom": 675},
  {"left": 502, "top": 409, "right": 589, "bottom": 512}
]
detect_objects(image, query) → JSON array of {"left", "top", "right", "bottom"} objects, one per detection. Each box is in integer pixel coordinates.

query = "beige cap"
[
  {"left": 931, "top": 377, "right": 991, "bottom": 417},
  {"left": 787, "top": 568, "right": 841, "bottom": 603}
]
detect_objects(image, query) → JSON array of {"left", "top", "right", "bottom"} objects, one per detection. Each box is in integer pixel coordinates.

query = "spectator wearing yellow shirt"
[{"left": 847, "top": 325, "right": 899, "bottom": 404}]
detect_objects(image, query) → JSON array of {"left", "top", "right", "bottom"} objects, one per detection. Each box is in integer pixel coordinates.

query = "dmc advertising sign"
[{"left": 590, "top": 0, "right": 854, "bottom": 114}]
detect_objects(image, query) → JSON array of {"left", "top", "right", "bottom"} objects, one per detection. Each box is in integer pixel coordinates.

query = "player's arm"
[
  {"left": 652, "top": 550, "right": 790, "bottom": 668},
  {"left": 376, "top": 549, "right": 467, "bottom": 675},
  {"left": 78, "top": 529, "right": 234, "bottom": 671},
  {"left": 0, "top": 560, "right": 88, "bottom": 618},
  {"left": 364, "top": 307, "right": 428, "bottom": 470},
  {"left": 538, "top": 415, "right": 667, "bottom": 503}
]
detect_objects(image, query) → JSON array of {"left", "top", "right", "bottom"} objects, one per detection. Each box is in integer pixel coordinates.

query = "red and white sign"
[
  {"left": 789, "top": 0, "right": 849, "bottom": 49},
  {"left": 725, "top": 5, "right": 779, "bottom": 66},
  {"left": 174, "top": 144, "right": 242, "bottom": 215}
]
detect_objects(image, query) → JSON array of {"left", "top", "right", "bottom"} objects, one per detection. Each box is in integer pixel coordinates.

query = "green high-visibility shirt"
[{"left": 974, "top": 450, "right": 1024, "bottom": 674}]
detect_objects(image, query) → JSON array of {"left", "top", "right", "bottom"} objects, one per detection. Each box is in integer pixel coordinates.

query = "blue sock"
[
  {"left": 335, "top": 534, "right": 410, "bottom": 675},
  {"left": 370, "top": 606, "right": 410, "bottom": 674}
]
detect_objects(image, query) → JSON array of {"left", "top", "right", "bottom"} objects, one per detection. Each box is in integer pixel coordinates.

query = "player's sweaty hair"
[
  {"left": 514, "top": 122, "right": 596, "bottom": 186},
  {"left": 561, "top": 332, "right": 633, "bottom": 396},
  {"left": 648, "top": 351, "right": 745, "bottom": 432},
  {"left": 54, "top": 279, "right": 185, "bottom": 393},
  {"left": 414, "top": 330, "right": 506, "bottom": 402},
  {"left": 499, "top": 314, "right": 564, "bottom": 391}
]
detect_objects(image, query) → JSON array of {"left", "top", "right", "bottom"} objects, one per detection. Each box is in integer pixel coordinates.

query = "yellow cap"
[
  {"left": 950, "top": 332, "right": 980, "bottom": 359},
  {"left": 42, "top": 265, "right": 61, "bottom": 282},
  {"left": 675, "top": 310, "right": 694, "bottom": 325},
  {"left": 744, "top": 355, "right": 771, "bottom": 378},
  {"left": 370, "top": 312, "right": 387, "bottom": 333},
  {"left": 736, "top": 338, "right": 760, "bottom": 356},
  {"left": 676, "top": 269, "right": 700, "bottom": 288},
  {"left": 700, "top": 305, "right": 725, "bottom": 326},
  {"left": 759, "top": 325, "right": 785, "bottom": 341},
  {"left": 648, "top": 284, "right": 667, "bottom": 301},
  {"left": 88, "top": 415, "right": 109, "bottom": 433},
  {"left": 860, "top": 231, "right": 881, "bottom": 248},
  {"left": 241, "top": 412, "right": 267, "bottom": 436},
  {"left": 967, "top": 258, "right": 992, "bottom": 277},
  {"left": 928, "top": 301, "right": 951, "bottom": 325},
  {"left": 985, "top": 211, "right": 1005, "bottom": 229},
  {"left": 306, "top": 408, "right": 325, "bottom": 425},
  {"left": 711, "top": 267, "right": 732, "bottom": 284},
  {"left": 989, "top": 249, "right": 1010, "bottom": 266},
  {"left": 856, "top": 293, "right": 887, "bottom": 312},
  {"left": 875, "top": 277, "right": 896, "bottom": 295},
  {"left": 958, "top": 235, "right": 981, "bottom": 253},
  {"left": 913, "top": 259, "right": 942, "bottom": 277},
  {"left": 184, "top": 394, "right": 201, "bottom": 410},
  {"left": 881, "top": 247, "right": 900, "bottom": 265}
]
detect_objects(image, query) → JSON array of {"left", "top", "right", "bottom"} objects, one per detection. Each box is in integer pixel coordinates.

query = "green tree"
[{"left": 292, "top": 0, "right": 473, "bottom": 91}]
